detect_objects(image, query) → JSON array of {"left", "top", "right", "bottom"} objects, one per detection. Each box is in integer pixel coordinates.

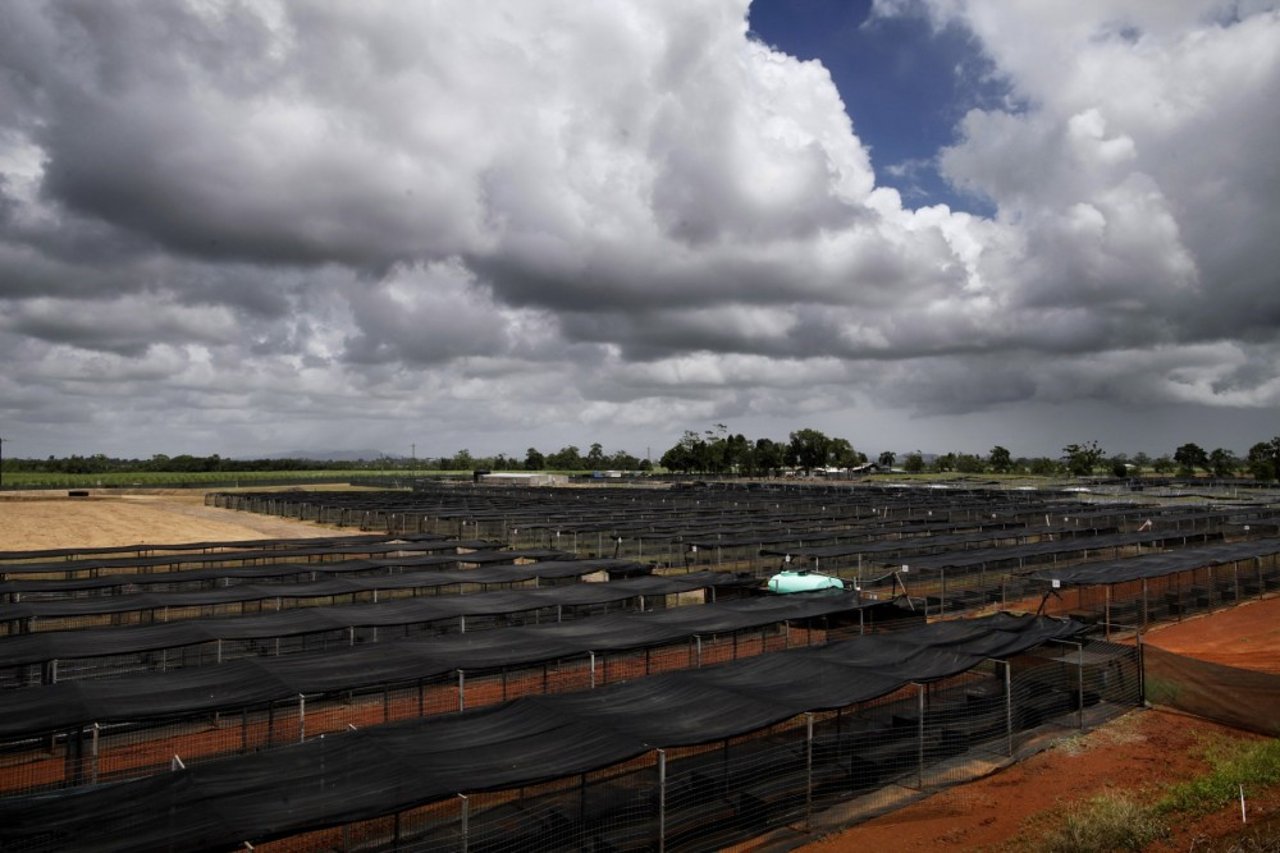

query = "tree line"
[
  {"left": 653, "top": 430, "right": 1280, "bottom": 480},
  {"left": 5, "top": 435, "right": 1280, "bottom": 480},
  {"left": 896, "top": 437, "right": 1280, "bottom": 480}
]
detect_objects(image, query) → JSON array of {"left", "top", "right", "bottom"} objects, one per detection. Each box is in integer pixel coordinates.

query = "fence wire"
[{"left": 238, "top": 640, "right": 1141, "bottom": 853}]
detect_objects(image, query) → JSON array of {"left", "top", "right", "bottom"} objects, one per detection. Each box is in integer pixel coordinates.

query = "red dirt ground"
[
  {"left": 794, "top": 595, "right": 1280, "bottom": 852},
  {"left": 1140, "top": 595, "right": 1280, "bottom": 675}
]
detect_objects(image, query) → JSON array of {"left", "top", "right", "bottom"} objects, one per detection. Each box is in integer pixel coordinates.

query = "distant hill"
[{"left": 245, "top": 450, "right": 400, "bottom": 463}]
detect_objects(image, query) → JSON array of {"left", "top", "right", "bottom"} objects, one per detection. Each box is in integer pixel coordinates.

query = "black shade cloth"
[
  {"left": 0, "top": 613, "right": 1085, "bottom": 852},
  {"left": 1030, "top": 538, "right": 1280, "bottom": 586},
  {"left": 0, "top": 571, "right": 755, "bottom": 669},
  {"left": 0, "top": 591, "right": 893, "bottom": 736}
]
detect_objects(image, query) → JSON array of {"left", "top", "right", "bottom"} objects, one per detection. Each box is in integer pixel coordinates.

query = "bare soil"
[
  {"left": 1140, "top": 595, "right": 1280, "bottom": 675},
  {"left": 0, "top": 488, "right": 349, "bottom": 550}
]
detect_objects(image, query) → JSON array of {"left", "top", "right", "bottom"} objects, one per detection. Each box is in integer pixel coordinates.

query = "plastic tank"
[{"left": 767, "top": 570, "right": 845, "bottom": 594}]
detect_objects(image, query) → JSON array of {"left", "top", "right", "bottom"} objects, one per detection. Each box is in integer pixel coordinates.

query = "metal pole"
[
  {"left": 1077, "top": 643, "right": 1085, "bottom": 729},
  {"left": 805, "top": 712, "right": 814, "bottom": 830},
  {"left": 1004, "top": 661, "right": 1013, "bottom": 756},
  {"left": 917, "top": 684, "right": 925, "bottom": 788},
  {"left": 590, "top": 651, "right": 596, "bottom": 688},
  {"left": 457, "top": 670, "right": 465, "bottom": 711},
  {"left": 90, "top": 722, "right": 100, "bottom": 784},
  {"left": 1105, "top": 586, "right": 1112, "bottom": 641},
  {"left": 459, "top": 794, "right": 469, "bottom": 853},
  {"left": 299, "top": 694, "right": 306, "bottom": 742},
  {"left": 657, "top": 749, "right": 667, "bottom": 853},
  {"left": 1136, "top": 631, "right": 1146, "bottom": 706}
]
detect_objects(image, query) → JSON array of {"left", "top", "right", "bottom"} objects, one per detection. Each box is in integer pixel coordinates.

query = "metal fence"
[
  {"left": 0, "top": 621, "right": 844, "bottom": 795},
  {"left": 251, "top": 640, "right": 1140, "bottom": 853},
  {"left": 1032, "top": 552, "right": 1280, "bottom": 637}
]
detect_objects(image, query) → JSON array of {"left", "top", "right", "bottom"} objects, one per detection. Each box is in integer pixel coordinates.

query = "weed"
[
  {"left": 1038, "top": 792, "right": 1166, "bottom": 853},
  {"left": 1158, "top": 737, "right": 1280, "bottom": 816}
]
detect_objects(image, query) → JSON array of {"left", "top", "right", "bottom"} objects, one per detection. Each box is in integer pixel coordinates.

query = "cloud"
[{"left": 0, "top": 0, "right": 1278, "bottom": 458}]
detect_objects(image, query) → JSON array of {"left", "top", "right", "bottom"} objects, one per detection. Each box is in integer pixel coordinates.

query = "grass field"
[{"left": 0, "top": 469, "right": 465, "bottom": 490}]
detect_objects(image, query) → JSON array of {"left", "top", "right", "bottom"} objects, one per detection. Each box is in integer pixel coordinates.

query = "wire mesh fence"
[
  {"left": 239, "top": 640, "right": 1140, "bottom": 853},
  {"left": 1030, "top": 552, "right": 1280, "bottom": 636},
  {"left": 0, "top": 618, "right": 841, "bottom": 795}
]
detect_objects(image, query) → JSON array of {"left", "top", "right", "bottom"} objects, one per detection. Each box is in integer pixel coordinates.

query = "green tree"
[
  {"left": 903, "top": 452, "right": 925, "bottom": 473},
  {"left": 828, "top": 437, "right": 863, "bottom": 468},
  {"left": 523, "top": 447, "right": 545, "bottom": 470},
  {"left": 954, "top": 453, "right": 986, "bottom": 473},
  {"left": 753, "top": 438, "right": 783, "bottom": 476},
  {"left": 546, "top": 445, "right": 583, "bottom": 470},
  {"left": 988, "top": 445, "right": 1012, "bottom": 474},
  {"left": 1207, "top": 448, "right": 1238, "bottom": 478},
  {"left": 720, "top": 433, "right": 750, "bottom": 474},
  {"left": 1246, "top": 441, "right": 1277, "bottom": 481},
  {"left": 1152, "top": 455, "right": 1176, "bottom": 474},
  {"left": 1173, "top": 442, "right": 1209, "bottom": 476},
  {"left": 787, "top": 428, "right": 832, "bottom": 474},
  {"left": 660, "top": 431, "right": 705, "bottom": 474},
  {"left": 1130, "top": 452, "right": 1151, "bottom": 473},
  {"left": 1062, "top": 441, "right": 1105, "bottom": 476},
  {"left": 585, "top": 443, "right": 606, "bottom": 468},
  {"left": 606, "top": 449, "right": 641, "bottom": 470},
  {"left": 878, "top": 451, "right": 896, "bottom": 468},
  {"left": 1028, "top": 457, "right": 1063, "bottom": 476}
]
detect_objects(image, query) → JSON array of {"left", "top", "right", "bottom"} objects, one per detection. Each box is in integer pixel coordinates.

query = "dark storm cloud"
[{"left": 0, "top": 0, "right": 1277, "bottom": 459}]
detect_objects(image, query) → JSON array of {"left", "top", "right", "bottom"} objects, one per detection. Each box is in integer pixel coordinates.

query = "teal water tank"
[{"left": 767, "top": 570, "right": 845, "bottom": 594}]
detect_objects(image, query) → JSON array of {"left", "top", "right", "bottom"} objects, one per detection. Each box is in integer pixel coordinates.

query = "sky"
[{"left": 1, "top": 0, "right": 1279, "bottom": 463}]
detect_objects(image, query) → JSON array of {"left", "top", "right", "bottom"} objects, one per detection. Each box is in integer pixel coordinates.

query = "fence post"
[
  {"left": 458, "top": 794, "right": 469, "bottom": 853},
  {"left": 695, "top": 635, "right": 702, "bottom": 667},
  {"left": 1004, "top": 661, "right": 1013, "bottom": 756},
  {"left": 90, "top": 722, "right": 100, "bottom": 784},
  {"left": 805, "top": 712, "right": 814, "bottom": 831},
  {"left": 917, "top": 683, "right": 925, "bottom": 788},
  {"left": 1136, "top": 632, "right": 1146, "bottom": 706},
  {"left": 457, "top": 669, "right": 465, "bottom": 712},
  {"left": 590, "top": 651, "right": 597, "bottom": 688},
  {"left": 657, "top": 748, "right": 667, "bottom": 853},
  {"left": 1076, "top": 643, "right": 1085, "bottom": 730},
  {"left": 298, "top": 694, "right": 306, "bottom": 743}
]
